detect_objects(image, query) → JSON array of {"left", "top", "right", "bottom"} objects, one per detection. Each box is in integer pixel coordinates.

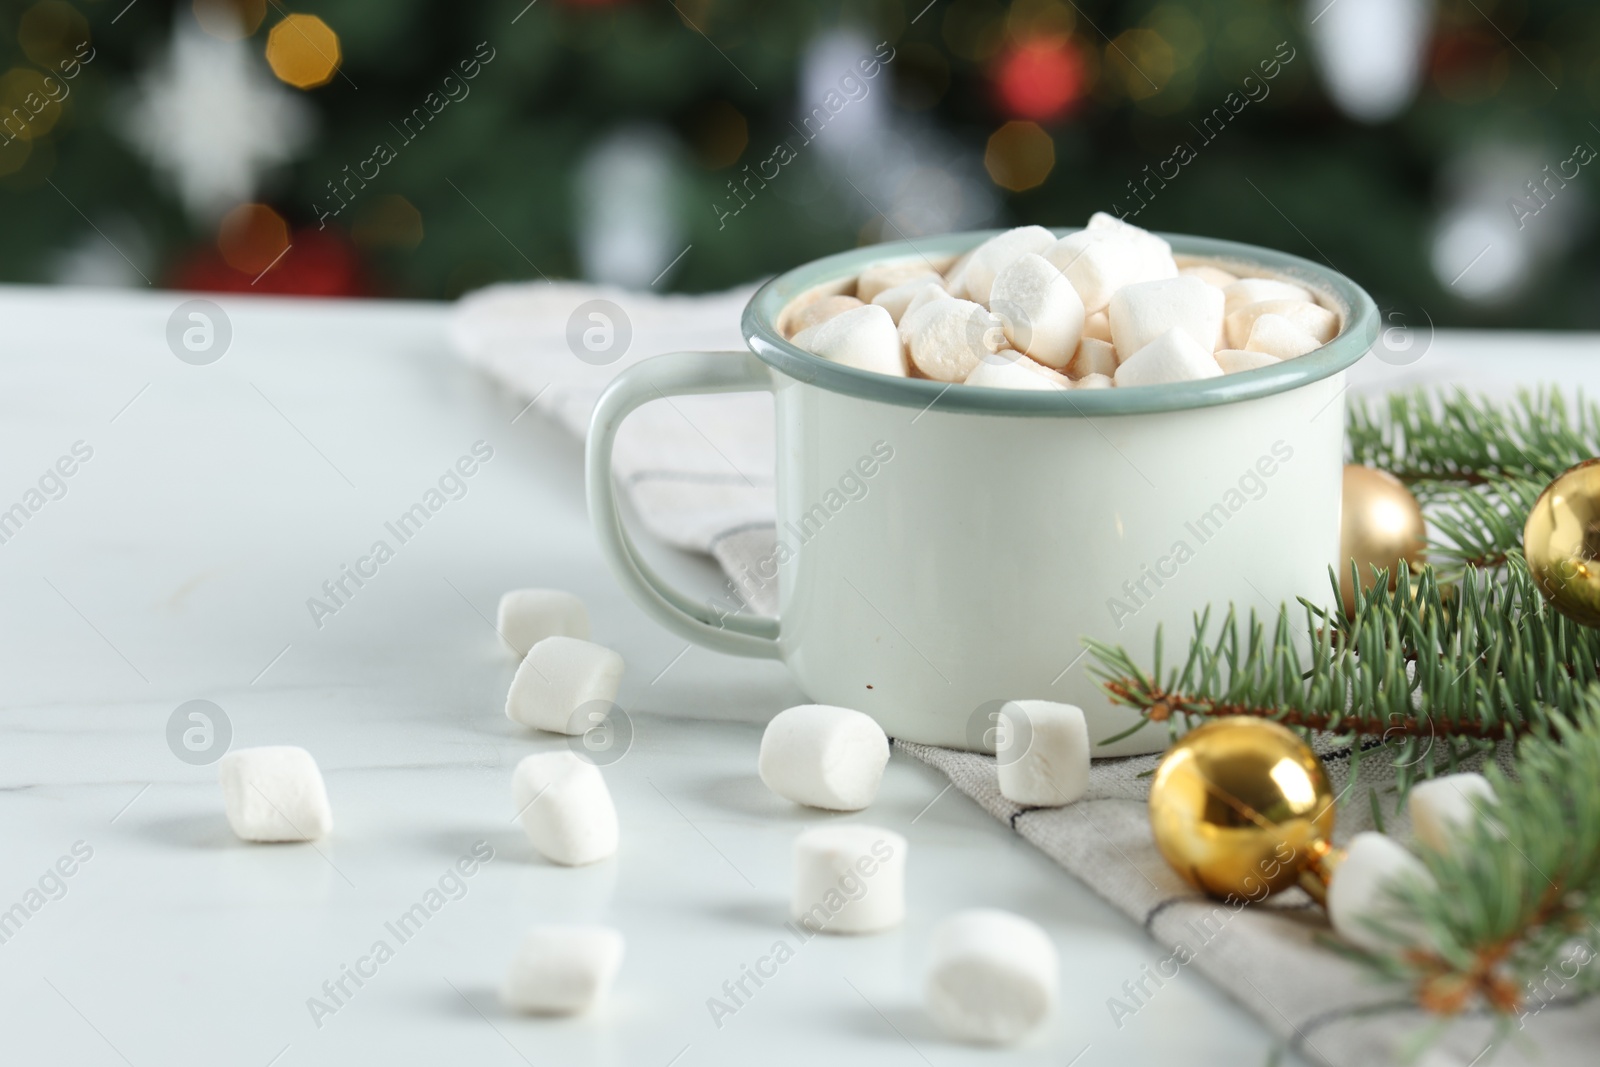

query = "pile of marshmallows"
[
  {"left": 210, "top": 587, "right": 1472, "bottom": 1040},
  {"left": 781, "top": 212, "right": 1341, "bottom": 391}
]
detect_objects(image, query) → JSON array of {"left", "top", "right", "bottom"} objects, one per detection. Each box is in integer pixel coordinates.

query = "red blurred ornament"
[
  {"left": 992, "top": 37, "right": 1086, "bottom": 123},
  {"left": 170, "top": 227, "right": 367, "bottom": 297}
]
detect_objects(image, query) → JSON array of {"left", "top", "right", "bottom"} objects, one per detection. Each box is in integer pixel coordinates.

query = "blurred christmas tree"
[{"left": 1, "top": 0, "right": 1596, "bottom": 325}]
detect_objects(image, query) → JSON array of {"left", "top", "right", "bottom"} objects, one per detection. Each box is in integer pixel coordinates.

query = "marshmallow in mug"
[{"left": 782, "top": 211, "right": 1342, "bottom": 391}]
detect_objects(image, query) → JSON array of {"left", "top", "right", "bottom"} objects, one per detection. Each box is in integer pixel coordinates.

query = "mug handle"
[{"left": 586, "top": 350, "right": 782, "bottom": 660}]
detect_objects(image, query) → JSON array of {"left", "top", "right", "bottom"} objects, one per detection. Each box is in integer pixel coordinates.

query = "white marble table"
[{"left": 0, "top": 284, "right": 1582, "bottom": 1067}]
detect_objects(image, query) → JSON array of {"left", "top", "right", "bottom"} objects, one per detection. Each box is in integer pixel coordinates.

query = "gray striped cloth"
[{"left": 452, "top": 283, "right": 1593, "bottom": 1066}]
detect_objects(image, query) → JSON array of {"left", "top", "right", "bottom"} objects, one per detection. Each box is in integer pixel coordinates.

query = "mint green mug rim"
[{"left": 742, "top": 229, "right": 1379, "bottom": 416}]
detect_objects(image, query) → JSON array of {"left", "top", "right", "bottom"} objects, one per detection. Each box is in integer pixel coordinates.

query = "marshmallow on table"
[
  {"left": 1215, "top": 349, "right": 1282, "bottom": 374},
  {"left": 792, "top": 825, "right": 906, "bottom": 934},
  {"left": 925, "top": 909, "right": 1058, "bottom": 1045},
  {"left": 988, "top": 253, "right": 1085, "bottom": 369},
  {"left": 512, "top": 751, "right": 618, "bottom": 866},
  {"left": 1108, "top": 275, "right": 1225, "bottom": 362},
  {"left": 1407, "top": 772, "right": 1496, "bottom": 852},
  {"left": 856, "top": 258, "right": 943, "bottom": 303},
  {"left": 1114, "top": 328, "right": 1223, "bottom": 388},
  {"left": 759, "top": 704, "right": 890, "bottom": 811},
  {"left": 1181, "top": 263, "right": 1239, "bottom": 288},
  {"left": 957, "top": 226, "right": 1057, "bottom": 306},
  {"left": 1045, "top": 229, "right": 1178, "bottom": 313},
  {"left": 1066, "top": 337, "right": 1117, "bottom": 379},
  {"left": 964, "top": 352, "right": 1072, "bottom": 391},
  {"left": 497, "top": 589, "right": 589, "bottom": 658},
  {"left": 503, "top": 925, "right": 624, "bottom": 1015},
  {"left": 906, "top": 298, "right": 1005, "bottom": 382},
  {"left": 1225, "top": 298, "right": 1339, "bottom": 349},
  {"left": 792, "top": 304, "right": 907, "bottom": 378},
  {"left": 1327, "top": 831, "right": 1437, "bottom": 955},
  {"left": 996, "top": 701, "right": 1089, "bottom": 807},
  {"left": 784, "top": 294, "right": 862, "bottom": 338},
  {"left": 1222, "top": 277, "right": 1312, "bottom": 316},
  {"left": 219, "top": 746, "right": 333, "bottom": 842},
  {"left": 873, "top": 280, "right": 947, "bottom": 324},
  {"left": 505, "top": 635, "right": 624, "bottom": 734},
  {"left": 1074, "top": 373, "right": 1113, "bottom": 390},
  {"left": 1244, "top": 313, "right": 1322, "bottom": 360},
  {"left": 1081, "top": 310, "right": 1112, "bottom": 342}
]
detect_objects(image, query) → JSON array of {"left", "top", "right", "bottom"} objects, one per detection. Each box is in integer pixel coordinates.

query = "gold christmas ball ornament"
[
  {"left": 1524, "top": 458, "right": 1600, "bottom": 629},
  {"left": 1340, "top": 464, "right": 1427, "bottom": 616},
  {"left": 1148, "top": 718, "right": 1339, "bottom": 902}
]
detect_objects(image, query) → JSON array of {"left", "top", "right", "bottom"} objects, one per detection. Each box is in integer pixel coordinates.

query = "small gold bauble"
[
  {"left": 1340, "top": 464, "right": 1427, "bottom": 616},
  {"left": 1524, "top": 458, "right": 1600, "bottom": 629},
  {"left": 1148, "top": 718, "right": 1337, "bottom": 901}
]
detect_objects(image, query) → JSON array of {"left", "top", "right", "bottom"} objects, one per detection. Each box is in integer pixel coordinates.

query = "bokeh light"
[
  {"left": 984, "top": 120, "right": 1055, "bottom": 192},
  {"left": 1106, "top": 28, "right": 1175, "bottom": 102},
  {"left": 0, "top": 68, "right": 65, "bottom": 139},
  {"left": 19, "top": 2, "right": 89, "bottom": 69},
  {"left": 218, "top": 202, "right": 290, "bottom": 275},
  {"left": 352, "top": 194, "right": 424, "bottom": 250},
  {"left": 993, "top": 37, "right": 1088, "bottom": 122},
  {"left": 265, "top": 14, "right": 341, "bottom": 90}
]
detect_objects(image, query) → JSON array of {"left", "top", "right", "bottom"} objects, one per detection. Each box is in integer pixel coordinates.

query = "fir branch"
[
  {"left": 1347, "top": 388, "right": 1600, "bottom": 493},
  {"left": 1363, "top": 689, "right": 1600, "bottom": 1026},
  {"left": 1088, "top": 557, "right": 1600, "bottom": 790},
  {"left": 1348, "top": 388, "right": 1600, "bottom": 576}
]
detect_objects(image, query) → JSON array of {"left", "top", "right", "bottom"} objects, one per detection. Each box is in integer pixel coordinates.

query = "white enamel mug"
[{"left": 587, "top": 231, "right": 1378, "bottom": 756}]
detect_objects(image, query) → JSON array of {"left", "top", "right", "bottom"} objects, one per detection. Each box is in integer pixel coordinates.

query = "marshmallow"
[
  {"left": 856, "top": 258, "right": 943, "bottom": 303},
  {"left": 988, "top": 253, "right": 1085, "bottom": 369},
  {"left": 906, "top": 298, "right": 1005, "bottom": 382},
  {"left": 873, "top": 280, "right": 947, "bottom": 324},
  {"left": 793, "top": 304, "right": 908, "bottom": 378},
  {"left": 792, "top": 825, "right": 906, "bottom": 934},
  {"left": 497, "top": 589, "right": 589, "bottom": 658},
  {"left": 505, "top": 635, "right": 625, "bottom": 735},
  {"left": 503, "top": 925, "right": 624, "bottom": 1015},
  {"left": 958, "top": 226, "right": 1057, "bottom": 305},
  {"left": 784, "top": 294, "right": 862, "bottom": 338},
  {"left": 219, "top": 746, "right": 333, "bottom": 843},
  {"left": 995, "top": 700, "right": 1089, "bottom": 807},
  {"left": 1045, "top": 229, "right": 1178, "bottom": 313},
  {"left": 1114, "top": 328, "right": 1223, "bottom": 388},
  {"left": 1407, "top": 772, "right": 1495, "bottom": 853},
  {"left": 966, "top": 352, "right": 1072, "bottom": 391},
  {"left": 1214, "top": 349, "right": 1282, "bottom": 374},
  {"left": 1081, "top": 310, "right": 1112, "bottom": 342},
  {"left": 1066, "top": 337, "right": 1117, "bottom": 379},
  {"left": 1244, "top": 313, "right": 1322, "bottom": 360},
  {"left": 1181, "top": 263, "right": 1238, "bottom": 288},
  {"left": 1222, "top": 277, "right": 1312, "bottom": 316},
  {"left": 925, "top": 909, "right": 1058, "bottom": 1045},
  {"left": 964, "top": 352, "right": 1072, "bottom": 391},
  {"left": 512, "top": 751, "right": 618, "bottom": 866},
  {"left": 1108, "top": 275, "right": 1225, "bottom": 362},
  {"left": 896, "top": 283, "right": 957, "bottom": 339},
  {"left": 759, "top": 704, "right": 891, "bottom": 811},
  {"left": 1086, "top": 211, "right": 1172, "bottom": 256},
  {"left": 1074, "top": 373, "right": 1113, "bottom": 390},
  {"left": 1327, "top": 832, "right": 1437, "bottom": 955},
  {"left": 1225, "top": 299, "right": 1339, "bottom": 349}
]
